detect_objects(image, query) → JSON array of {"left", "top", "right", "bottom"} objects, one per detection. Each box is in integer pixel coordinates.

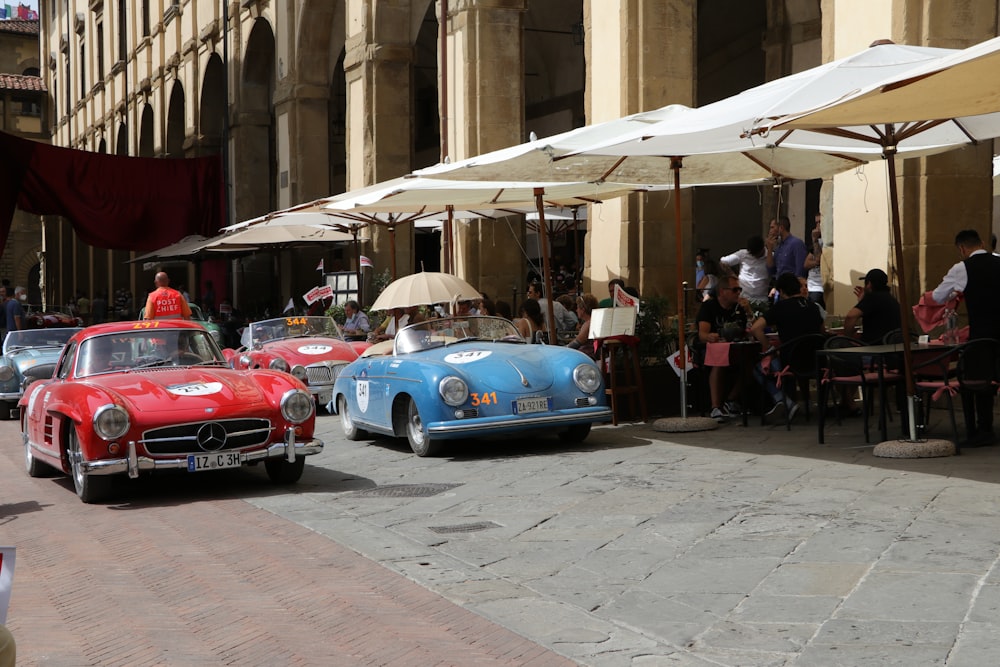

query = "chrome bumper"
[
  {"left": 76, "top": 431, "right": 323, "bottom": 478},
  {"left": 426, "top": 407, "right": 613, "bottom": 437}
]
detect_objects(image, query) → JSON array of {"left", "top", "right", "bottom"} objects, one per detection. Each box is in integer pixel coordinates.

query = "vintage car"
[
  {"left": 0, "top": 327, "right": 83, "bottom": 419},
  {"left": 224, "top": 315, "right": 368, "bottom": 408},
  {"left": 138, "top": 302, "right": 223, "bottom": 345},
  {"left": 24, "top": 305, "right": 84, "bottom": 329},
  {"left": 330, "top": 316, "right": 612, "bottom": 456},
  {"left": 19, "top": 320, "right": 322, "bottom": 503}
]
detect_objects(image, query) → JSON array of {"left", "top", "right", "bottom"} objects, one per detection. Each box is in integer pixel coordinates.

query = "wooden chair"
[{"left": 597, "top": 336, "right": 648, "bottom": 425}]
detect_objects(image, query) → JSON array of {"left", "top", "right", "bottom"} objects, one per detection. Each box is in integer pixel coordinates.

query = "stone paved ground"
[
  {"left": 0, "top": 422, "right": 573, "bottom": 667},
  {"left": 5, "top": 406, "right": 1000, "bottom": 666}
]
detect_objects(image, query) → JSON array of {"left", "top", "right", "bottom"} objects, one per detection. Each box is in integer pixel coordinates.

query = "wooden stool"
[{"left": 598, "top": 337, "right": 648, "bottom": 425}]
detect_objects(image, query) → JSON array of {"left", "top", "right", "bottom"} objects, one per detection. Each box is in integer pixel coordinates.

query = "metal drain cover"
[
  {"left": 428, "top": 521, "right": 501, "bottom": 534},
  {"left": 349, "top": 483, "right": 461, "bottom": 498}
]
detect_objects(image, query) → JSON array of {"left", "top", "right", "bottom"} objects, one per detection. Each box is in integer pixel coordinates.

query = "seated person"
[
  {"left": 514, "top": 299, "right": 545, "bottom": 343},
  {"left": 341, "top": 300, "right": 371, "bottom": 338},
  {"left": 750, "top": 272, "right": 825, "bottom": 424},
  {"left": 372, "top": 308, "right": 408, "bottom": 341},
  {"left": 844, "top": 269, "right": 900, "bottom": 344},
  {"left": 566, "top": 294, "right": 599, "bottom": 358},
  {"left": 695, "top": 275, "right": 752, "bottom": 421}
]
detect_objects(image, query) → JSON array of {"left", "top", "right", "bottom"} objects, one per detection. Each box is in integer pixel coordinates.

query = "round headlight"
[
  {"left": 269, "top": 358, "right": 290, "bottom": 373},
  {"left": 281, "top": 389, "right": 314, "bottom": 424},
  {"left": 573, "top": 363, "right": 601, "bottom": 394},
  {"left": 0, "top": 366, "right": 14, "bottom": 382},
  {"left": 438, "top": 376, "right": 469, "bottom": 406},
  {"left": 93, "top": 404, "right": 129, "bottom": 440},
  {"left": 290, "top": 365, "right": 308, "bottom": 382}
]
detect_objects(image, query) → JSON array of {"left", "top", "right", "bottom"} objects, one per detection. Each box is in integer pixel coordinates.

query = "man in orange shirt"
[{"left": 143, "top": 272, "right": 192, "bottom": 320}]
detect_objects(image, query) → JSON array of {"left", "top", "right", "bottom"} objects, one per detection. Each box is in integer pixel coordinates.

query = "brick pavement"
[{"left": 0, "top": 423, "right": 575, "bottom": 666}]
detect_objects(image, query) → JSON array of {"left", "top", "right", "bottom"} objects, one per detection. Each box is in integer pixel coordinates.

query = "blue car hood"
[
  {"left": 10, "top": 346, "right": 63, "bottom": 371},
  {"left": 417, "top": 344, "right": 556, "bottom": 393}
]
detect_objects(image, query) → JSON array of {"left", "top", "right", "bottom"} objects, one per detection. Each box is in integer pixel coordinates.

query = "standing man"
[
  {"left": 766, "top": 215, "right": 808, "bottom": 279},
  {"left": 844, "top": 269, "right": 901, "bottom": 344},
  {"left": 143, "top": 272, "right": 192, "bottom": 320},
  {"left": 5, "top": 286, "right": 27, "bottom": 337},
  {"left": 932, "top": 229, "right": 1000, "bottom": 446}
]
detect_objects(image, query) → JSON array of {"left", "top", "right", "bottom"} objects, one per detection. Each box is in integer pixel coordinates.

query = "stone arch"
[
  {"left": 166, "top": 80, "right": 185, "bottom": 158},
  {"left": 234, "top": 18, "right": 276, "bottom": 219},
  {"left": 138, "top": 103, "right": 155, "bottom": 157},
  {"left": 116, "top": 122, "right": 128, "bottom": 155},
  {"left": 523, "top": 0, "right": 585, "bottom": 136},
  {"left": 15, "top": 244, "right": 42, "bottom": 303},
  {"left": 199, "top": 53, "right": 225, "bottom": 157}
]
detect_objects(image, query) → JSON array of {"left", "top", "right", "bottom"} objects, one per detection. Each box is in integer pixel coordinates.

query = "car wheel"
[
  {"left": 68, "top": 426, "right": 112, "bottom": 503},
  {"left": 405, "top": 397, "right": 443, "bottom": 457},
  {"left": 24, "top": 433, "right": 53, "bottom": 478},
  {"left": 264, "top": 456, "right": 305, "bottom": 484},
  {"left": 559, "top": 423, "right": 592, "bottom": 443},
  {"left": 339, "top": 395, "right": 367, "bottom": 441}
]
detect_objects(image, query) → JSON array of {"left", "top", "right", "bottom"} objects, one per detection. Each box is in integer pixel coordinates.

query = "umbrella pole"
[
  {"left": 884, "top": 141, "right": 918, "bottom": 441},
  {"left": 389, "top": 223, "right": 398, "bottom": 280},
  {"left": 534, "top": 189, "right": 557, "bottom": 345},
  {"left": 673, "top": 159, "right": 688, "bottom": 418},
  {"left": 352, "top": 226, "right": 363, "bottom": 307},
  {"left": 444, "top": 205, "right": 454, "bottom": 273}
]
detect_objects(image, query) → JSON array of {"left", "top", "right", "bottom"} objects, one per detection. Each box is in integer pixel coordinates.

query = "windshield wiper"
[{"left": 130, "top": 357, "right": 171, "bottom": 370}]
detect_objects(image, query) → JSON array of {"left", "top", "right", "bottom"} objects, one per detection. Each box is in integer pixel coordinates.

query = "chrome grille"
[
  {"left": 140, "top": 418, "right": 272, "bottom": 455},
  {"left": 575, "top": 397, "right": 591, "bottom": 407},
  {"left": 457, "top": 408, "right": 479, "bottom": 419},
  {"left": 305, "top": 362, "right": 346, "bottom": 386}
]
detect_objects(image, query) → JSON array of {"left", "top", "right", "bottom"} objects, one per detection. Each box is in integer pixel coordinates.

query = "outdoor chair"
[
  {"left": 817, "top": 335, "right": 903, "bottom": 443},
  {"left": 760, "top": 332, "right": 828, "bottom": 430},
  {"left": 955, "top": 338, "right": 1000, "bottom": 449},
  {"left": 911, "top": 345, "right": 961, "bottom": 443}
]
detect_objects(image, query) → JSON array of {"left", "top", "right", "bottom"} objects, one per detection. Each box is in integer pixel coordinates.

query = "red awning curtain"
[{"left": 0, "top": 130, "right": 225, "bottom": 256}]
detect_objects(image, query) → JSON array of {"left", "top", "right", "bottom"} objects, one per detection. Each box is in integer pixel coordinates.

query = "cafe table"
[{"left": 814, "top": 341, "right": 959, "bottom": 443}]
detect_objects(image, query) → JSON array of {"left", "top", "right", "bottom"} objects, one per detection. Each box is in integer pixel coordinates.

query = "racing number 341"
[{"left": 470, "top": 392, "right": 497, "bottom": 406}]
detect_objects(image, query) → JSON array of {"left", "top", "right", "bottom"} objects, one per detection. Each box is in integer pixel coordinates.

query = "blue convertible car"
[{"left": 330, "top": 316, "right": 612, "bottom": 456}]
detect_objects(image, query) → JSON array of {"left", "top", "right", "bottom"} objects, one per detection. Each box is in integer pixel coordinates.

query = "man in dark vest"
[{"left": 932, "top": 229, "right": 1000, "bottom": 446}]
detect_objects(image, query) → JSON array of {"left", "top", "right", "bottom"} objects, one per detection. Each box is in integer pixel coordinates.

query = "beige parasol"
[{"left": 369, "top": 271, "right": 481, "bottom": 312}]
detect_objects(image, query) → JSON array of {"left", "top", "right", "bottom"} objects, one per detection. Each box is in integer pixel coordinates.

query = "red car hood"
[
  {"left": 84, "top": 368, "right": 279, "bottom": 413},
  {"left": 262, "top": 337, "right": 359, "bottom": 363}
]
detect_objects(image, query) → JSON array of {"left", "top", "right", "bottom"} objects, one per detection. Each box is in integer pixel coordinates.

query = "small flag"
[
  {"left": 283, "top": 298, "right": 294, "bottom": 313},
  {"left": 360, "top": 255, "right": 373, "bottom": 268},
  {"left": 316, "top": 258, "right": 324, "bottom": 272}
]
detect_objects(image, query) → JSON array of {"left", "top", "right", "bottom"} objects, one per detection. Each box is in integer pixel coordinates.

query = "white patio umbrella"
[
  {"left": 319, "top": 177, "right": 661, "bottom": 343},
  {"left": 414, "top": 42, "right": 966, "bottom": 420},
  {"left": 370, "top": 271, "right": 481, "bottom": 311},
  {"left": 759, "top": 36, "right": 1000, "bottom": 446}
]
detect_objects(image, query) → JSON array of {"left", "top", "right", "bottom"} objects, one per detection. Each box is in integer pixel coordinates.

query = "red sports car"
[
  {"left": 24, "top": 305, "right": 84, "bottom": 329},
  {"left": 20, "top": 320, "right": 323, "bottom": 503},
  {"left": 224, "top": 315, "right": 368, "bottom": 408}
]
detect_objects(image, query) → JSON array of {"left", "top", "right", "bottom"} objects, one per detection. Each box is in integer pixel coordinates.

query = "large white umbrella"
[
  {"left": 759, "top": 37, "right": 1000, "bottom": 446},
  {"left": 370, "top": 271, "right": 481, "bottom": 311},
  {"left": 201, "top": 224, "right": 353, "bottom": 247}
]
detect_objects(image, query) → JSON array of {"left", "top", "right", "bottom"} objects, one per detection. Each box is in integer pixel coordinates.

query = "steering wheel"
[{"left": 170, "top": 352, "right": 204, "bottom": 366}]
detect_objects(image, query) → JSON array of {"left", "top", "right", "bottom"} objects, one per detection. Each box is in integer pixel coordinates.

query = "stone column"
[
  {"left": 445, "top": 0, "right": 527, "bottom": 299},
  {"left": 583, "top": 0, "right": 695, "bottom": 307},
  {"left": 343, "top": 0, "right": 415, "bottom": 278}
]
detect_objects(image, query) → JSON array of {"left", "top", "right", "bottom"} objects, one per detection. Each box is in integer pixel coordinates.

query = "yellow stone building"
[{"left": 29, "top": 1, "right": 999, "bottom": 319}]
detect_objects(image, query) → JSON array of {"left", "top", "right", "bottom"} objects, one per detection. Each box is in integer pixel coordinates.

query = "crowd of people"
[{"left": 695, "top": 216, "right": 999, "bottom": 447}]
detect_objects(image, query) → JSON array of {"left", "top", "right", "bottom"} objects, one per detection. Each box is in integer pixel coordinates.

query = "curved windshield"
[
  {"left": 394, "top": 316, "right": 521, "bottom": 355},
  {"left": 3, "top": 328, "right": 82, "bottom": 355},
  {"left": 242, "top": 316, "right": 344, "bottom": 348},
  {"left": 76, "top": 328, "right": 226, "bottom": 377}
]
